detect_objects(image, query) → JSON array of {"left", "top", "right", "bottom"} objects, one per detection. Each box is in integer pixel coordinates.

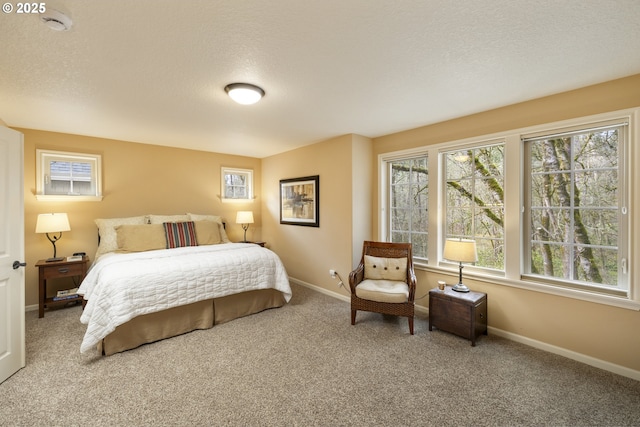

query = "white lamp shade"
[
  {"left": 225, "top": 83, "right": 265, "bottom": 105},
  {"left": 236, "top": 211, "right": 254, "bottom": 225},
  {"left": 35, "top": 213, "right": 71, "bottom": 233},
  {"left": 443, "top": 239, "right": 477, "bottom": 263}
]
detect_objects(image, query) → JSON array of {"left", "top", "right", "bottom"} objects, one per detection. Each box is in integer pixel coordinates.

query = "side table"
[
  {"left": 428, "top": 286, "right": 487, "bottom": 346},
  {"left": 35, "top": 256, "right": 89, "bottom": 318}
]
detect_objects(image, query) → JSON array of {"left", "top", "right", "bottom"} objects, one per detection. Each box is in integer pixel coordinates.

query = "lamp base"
[
  {"left": 452, "top": 283, "right": 470, "bottom": 293},
  {"left": 46, "top": 257, "right": 64, "bottom": 263}
]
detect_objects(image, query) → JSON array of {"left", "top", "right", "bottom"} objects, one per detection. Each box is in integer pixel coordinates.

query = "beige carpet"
[{"left": 1, "top": 283, "right": 639, "bottom": 426}]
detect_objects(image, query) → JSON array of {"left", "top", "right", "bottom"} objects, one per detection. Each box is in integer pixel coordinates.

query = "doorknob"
[{"left": 13, "top": 261, "right": 27, "bottom": 270}]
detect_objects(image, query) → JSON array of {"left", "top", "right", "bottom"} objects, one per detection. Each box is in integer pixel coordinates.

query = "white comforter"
[{"left": 78, "top": 243, "right": 291, "bottom": 353}]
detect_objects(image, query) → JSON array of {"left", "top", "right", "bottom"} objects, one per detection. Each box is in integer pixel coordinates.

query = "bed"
[{"left": 77, "top": 214, "right": 292, "bottom": 355}]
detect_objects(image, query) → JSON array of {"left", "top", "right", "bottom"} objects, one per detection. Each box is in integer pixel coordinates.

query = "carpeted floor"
[{"left": 1, "top": 282, "right": 639, "bottom": 426}]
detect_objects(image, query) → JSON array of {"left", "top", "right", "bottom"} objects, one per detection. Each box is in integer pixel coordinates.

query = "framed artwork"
[{"left": 279, "top": 175, "right": 319, "bottom": 227}]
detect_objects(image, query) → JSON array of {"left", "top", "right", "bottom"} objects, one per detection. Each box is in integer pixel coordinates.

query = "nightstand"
[
  {"left": 35, "top": 256, "right": 89, "bottom": 318},
  {"left": 242, "top": 241, "right": 266, "bottom": 247},
  {"left": 428, "top": 286, "right": 487, "bottom": 346}
]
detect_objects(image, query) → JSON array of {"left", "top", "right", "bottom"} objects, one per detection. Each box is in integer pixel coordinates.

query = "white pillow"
[
  {"left": 187, "top": 213, "right": 230, "bottom": 243},
  {"left": 95, "top": 216, "right": 147, "bottom": 259},
  {"left": 364, "top": 255, "right": 407, "bottom": 281}
]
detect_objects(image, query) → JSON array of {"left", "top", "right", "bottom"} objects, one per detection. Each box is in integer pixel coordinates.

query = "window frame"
[
  {"left": 385, "top": 154, "right": 429, "bottom": 261},
  {"left": 221, "top": 167, "right": 254, "bottom": 203},
  {"left": 378, "top": 108, "right": 639, "bottom": 310},
  {"left": 442, "top": 141, "right": 506, "bottom": 273},
  {"left": 522, "top": 121, "right": 628, "bottom": 296},
  {"left": 35, "top": 149, "right": 103, "bottom": 202}
]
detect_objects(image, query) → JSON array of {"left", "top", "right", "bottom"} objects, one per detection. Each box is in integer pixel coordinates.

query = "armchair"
[{"left": 349, "top": 241, "right": 417, "bottom": 334}]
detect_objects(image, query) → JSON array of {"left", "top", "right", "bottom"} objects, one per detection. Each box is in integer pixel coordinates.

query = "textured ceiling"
[{"left": 1, "top": 1, "right": 640, "bottom": 158}]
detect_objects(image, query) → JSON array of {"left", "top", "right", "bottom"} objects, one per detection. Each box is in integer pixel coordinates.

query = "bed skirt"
[{"left": 98, "top": 288, "right": 286, "bottom": 355}]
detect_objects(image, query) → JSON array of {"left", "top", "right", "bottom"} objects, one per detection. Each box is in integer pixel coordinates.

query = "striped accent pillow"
[{"left": 163, "top": 221, "right": 198, "bottom": 249}]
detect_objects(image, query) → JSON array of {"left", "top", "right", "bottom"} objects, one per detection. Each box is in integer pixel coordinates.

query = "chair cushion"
[
  {"left": 355, "top": 279, "right": 410, "bottom": 303},
  {"left": 364, "top": 255, "right": 407, "bottom": 281}
]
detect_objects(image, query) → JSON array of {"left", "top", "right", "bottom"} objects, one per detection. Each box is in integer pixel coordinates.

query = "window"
[
  {"left": 386, "top": 155, "right": 428, "bottom": 259},
  {"left": 221, "top": 167, "right": 253, "bottom": 202},
  {"left": 443, "top": 144, "right": 505, "bottom": 271},
  {"left": 379, "top": 109, "right": 637, "bottom": 307},
  {"left": 36, "top": 149, "right": 102, "bottom": 201},
  {"left": 523, "top": 122, "right": 628, "bottom": 294}
]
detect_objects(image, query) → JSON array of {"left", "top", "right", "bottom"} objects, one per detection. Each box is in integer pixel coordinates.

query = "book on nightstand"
[{"left": 54, "top": 288, "right": 79, "bottom": 301}]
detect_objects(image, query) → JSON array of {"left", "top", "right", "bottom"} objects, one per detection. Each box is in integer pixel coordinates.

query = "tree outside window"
[
  {"left": 525, "top": 126, "right": 624, "bottom": 289},
  {"left": 444, "top": 144, "right": 505, "bottom": 270},
  {"left": 221, "top": 167, "right": 253, "bottom": 202},
  {"left": 388, "top": 156, "right": 428, "bottom": 259}
]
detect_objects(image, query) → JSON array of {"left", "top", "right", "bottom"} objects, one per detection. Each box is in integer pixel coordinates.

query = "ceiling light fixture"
[
  {"left": 40, "top": 8, "right": 73, "bottom": 31},
  {"left": 224, "top": 83, "right": 265, "bottom": 105}
]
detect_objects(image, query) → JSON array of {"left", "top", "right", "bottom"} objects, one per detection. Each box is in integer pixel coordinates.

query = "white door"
[{"left": 0, "top": 126, "right": 25, "bottom": 384}]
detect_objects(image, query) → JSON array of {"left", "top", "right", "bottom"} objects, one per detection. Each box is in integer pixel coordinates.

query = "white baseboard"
[
  {"left": 488, "top": 327, "right": 640, "bottom": 381},
  {"left": 290, "top": 276, "right": 640, "bottom": 382}
]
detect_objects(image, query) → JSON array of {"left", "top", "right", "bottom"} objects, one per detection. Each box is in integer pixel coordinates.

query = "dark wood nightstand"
[
  {"left": 35, "top": 256, "right": 89, "bottom": 318},
  {"left": 242, "top": 241, "right": 266, "bottom": 247},
  {"left": 428, "top": 286, "right": 487, "bottom": 346}
]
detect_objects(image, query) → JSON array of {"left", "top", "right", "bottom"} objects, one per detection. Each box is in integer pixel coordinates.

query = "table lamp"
[
  {"left": 443, "top": 238, "right": 477, "bottom": 292},
  {"left": 236, "top": 211, "right": 254, "bottom": 243},
  {"left": 36, "top": 213, "right": 70, "bottom": 262}
]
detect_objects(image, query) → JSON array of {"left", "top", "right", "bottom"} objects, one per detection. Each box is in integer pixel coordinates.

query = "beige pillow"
[
  {"left": 116, "top": 224, "right": 166, "bottom": 252},
  {"left": 364, "top": 255, "right": 407, "bottom": 281},
  {"left": 148, "top": 214, "right": 190, "bottom": 224},
  {"left": 194, "top": 221, "right": 221, "bottom": 245},
  {"left": 187, "top": 213, "right": 230, "bottom": 243},
  {"left": 95, "top": 216, "right": 148, "bottom": 258}
]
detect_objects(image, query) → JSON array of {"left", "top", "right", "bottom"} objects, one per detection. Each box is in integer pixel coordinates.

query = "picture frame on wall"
[{"left": 279, "top": 175, "right": 319, "bottom": 227}]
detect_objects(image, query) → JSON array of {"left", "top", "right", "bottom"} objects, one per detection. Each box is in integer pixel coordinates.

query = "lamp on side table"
[
  {"left": 443, "top": 238, "right": 477, "bottom": 293},
  {"left": 35, "top": 213, "right": 71, "bottom": 262},
  {"left": 236, "top": 211, "right": 254, "bottom": 243}
]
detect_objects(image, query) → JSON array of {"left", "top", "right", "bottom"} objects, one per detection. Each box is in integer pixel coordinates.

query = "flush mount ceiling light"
[
  {"left": 40, "top": 8, "right": 73, "bottom": 31},
  {"left": 224, "top": 83, "right": 265, "bottom": 105}
]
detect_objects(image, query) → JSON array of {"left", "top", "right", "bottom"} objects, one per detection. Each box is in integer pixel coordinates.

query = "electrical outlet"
[{"left": 329, "top": 269, "right": 336, "bottom": 279}]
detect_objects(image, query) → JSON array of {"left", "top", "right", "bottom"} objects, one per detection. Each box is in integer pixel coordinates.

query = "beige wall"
[
  {"left": 20, "top": 129, "right": 261, "bottom": 305},
  {"left": 369, "top": 74, "right": 640, "bottom": 373},
  {"left": 262, "top": 134, "right": 369, "bottom": 292}
]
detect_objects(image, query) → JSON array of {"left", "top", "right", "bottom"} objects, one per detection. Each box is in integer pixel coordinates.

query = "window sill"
[
  {"left": 35, "top": 194, "right": 103, "bottom": 202},
  {"left": 415, "top": 263, "right": 640, "bottom": 311}
]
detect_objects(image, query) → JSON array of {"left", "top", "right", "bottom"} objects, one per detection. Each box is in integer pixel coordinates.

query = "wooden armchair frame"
[{"left": 349, "top": 241, "right": 417, "bottom": 334}]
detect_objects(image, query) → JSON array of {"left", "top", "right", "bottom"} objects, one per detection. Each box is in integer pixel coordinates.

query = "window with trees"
[
  {"left": 387, "top": 156, "right": 428, "bottom": 259},
  {"left": 444, "top": 144, "right": 505, "bottom": 271},
  {"left": 380, "top": 110, "right": 635, "bottom": 305},
  {"left": 221, "top": 167, "right": 253, "bottom": 202},
  {"left": 523, "top": 123, "right": 628, "bottom": 293}
]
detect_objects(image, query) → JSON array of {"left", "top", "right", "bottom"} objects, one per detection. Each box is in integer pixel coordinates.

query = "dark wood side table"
[
  {"left": 428, "top": 286, "right": 487, "bottom": 346},
  {"left": 35, "top": 256, "right": 89, "bottom": 318}
]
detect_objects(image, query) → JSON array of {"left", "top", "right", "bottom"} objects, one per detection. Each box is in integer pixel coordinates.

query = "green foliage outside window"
[
  {"left": 527, "top": 128, "right": 621, "bottom": 287},
  {"left": 389, "top": 156, "right": 428, "bottom": 258}
]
